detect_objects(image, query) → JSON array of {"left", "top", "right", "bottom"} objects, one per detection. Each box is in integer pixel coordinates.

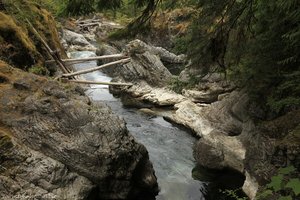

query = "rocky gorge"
[
  {"left": 0, "top": 1, "right": 299, "bottom": 199},
  {"left": 61, "top": 18, "right": 257, "bottom": 197},
  {"left": 95, "top": 38, "right": 259, "bottom": 198},
  {"left": 0, "top": 4, "right": 158, "bottom": 200},
  {"left": 78, "top": 18, "right": 299, "bottom": 199},
  {"left": 0, "top": 60, "right": 159, "bottom": 199}
]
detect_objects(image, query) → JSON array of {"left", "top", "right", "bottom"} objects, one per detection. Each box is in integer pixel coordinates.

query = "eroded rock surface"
[
  {"left": 96, "top": 40, "right": 187, "bottom": 86},
  {"left": 62, "top": 29, "right": 97, "bottom": 51},
  {"left": 92, "top": 37, "right": 300, "bottom": 199},
  {"left": 99, "top": 39, "right": 258, "bottom": 198},
  {"left": 0, "top": 61, "right": 158, "bottom": 199},
  {"left": 0, "top": 133, "right": 93, "bottom": 200}
]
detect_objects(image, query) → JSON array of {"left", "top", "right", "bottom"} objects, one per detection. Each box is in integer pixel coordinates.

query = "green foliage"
[
  {"left": 267, "top": 97, "right": 300, "bottom": 115},
  {"left": 97, "top": 0, "right": 123, "bottom": 11},
  {"left": 127, "top": 0, "right": 160, "bottom": 32},
  {"left": 168, "top": 76, "right": 187, "bottom": 94},
  {"left": 28, "top": 65, "right": 48, "bottom": 75},
  {"left": 173, "top": 34, "right": 192, "bottom": 55},
  {"left": 108, "top": 28, "right": 130, "bottom": 39},
  {"left": 60, "top": 0, "right": 157, "bottom": 19},
  {"left": 285, "top": 179, "right": 300, "bottom": 196},
  {"left": 278, "top": 166, "right": 296, "bottom": 175},
  {"left": 108, "top": 22, "right": 150, "bottom": 40},
  {"left": 278, "top": 197, "right": 293, "bottom": 200},
  {"left": 62, "top": 0, "right": 95, "bottom": 16},
  {"left": 259, "top": 190, "right": 273, "bottom": 198},
  {"left": 130, "top": 0, "right": 148, "bottom": 8},
  {"left": 266, "top": 71, "right": 300, "bottom": 113},
  {"left": 168, "top": 75, "right": 198, "bottom": 94},
  {"left": 267, "top": 175, "right": 284, "bottom": 192},
  {"left": 222, "top": 189, "right": 248, "bottom": 200},
  {"left": 1, "top": 0, "right": 64, "bottom": 69},
  {"left": 30, "top": 0, "right": 67, "bottom": 16},
  {"left": 258, "top": 166, "right": 300, "bottom": 200},
  {"left": 182, "top": 0, "right": 300, "bottom": 115},
  {"left": 184, "top": 0, "right": 250, "bottom": 74}
]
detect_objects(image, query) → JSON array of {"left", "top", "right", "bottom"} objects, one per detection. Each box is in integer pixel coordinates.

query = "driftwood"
[
  {"left": 76, "top": 19, "right": 102, "bottom": 24},
  {"left": 78, "top": 22, "right": 100, "bottom": 27},
  {"left": 62, "top": 58, "right": 131, "bottom": 77},
  {"left": 46, "top": 54, "right": 126, "bottom": 64},
  {"left": 69, "top": 80, "right": 132, "bottom": 86},
  {"left": 27, "top": 21, "right": 70, "bottom": 74}
]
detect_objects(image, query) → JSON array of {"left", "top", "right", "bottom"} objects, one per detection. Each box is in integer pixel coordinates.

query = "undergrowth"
[
  {"left": 168, "top": 75, "right": 199, "bottom": 94},
  {"left": 257, "top": 166, "right": 300, "bottom": 200}
]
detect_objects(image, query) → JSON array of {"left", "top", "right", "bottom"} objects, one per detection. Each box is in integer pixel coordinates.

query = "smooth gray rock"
[
  {"left": 200, "top": 90, "right": 249, "bottom": 135},
  {"left": 182, "top": 89, "right": 219, "bottom": 103},
  {"left": 104, "top": 40, "right": 185, "bottom": 86},
  {"left": 0, "top": 136, "right": 93, "bottom": 200},
  {"left": 151, "top": 46, "right": 186, "bottom": 64},
  {"left": 193, "top": 137, "right": 225, "bottom": 169},
  {"left": 63, "top": 29, "right": 91, "bottom": 46},
  {"left": 125, "top": 39, "right": 186, "bottom": 64},
  {"left": 62, "top": 29, "right": 96, "bottom": 51}
]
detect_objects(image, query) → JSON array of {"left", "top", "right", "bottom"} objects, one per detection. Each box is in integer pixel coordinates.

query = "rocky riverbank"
[
  {"left": 0, "top": 60, "right": 159, "bottom": 200},
  {"left": 88, "top": 32, "right": 299, "bottom": 199},
  {"left": 0, "top": 5, "right": 159, "bottom": 200},
  {"left": 94, "top": 39, "right": 258, "bottom": 198},
  {"left": 2, "top": 5, "right": 297, "bottom": 198},
  {"left": 60, "top": 19, "right": 260, "bottom": 197}
]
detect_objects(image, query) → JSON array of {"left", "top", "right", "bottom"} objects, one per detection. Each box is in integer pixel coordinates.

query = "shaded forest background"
[
  {"left": 14, "top": 0, "right": 300, "bottom": 116},
  {"left": 58, "top": 0, "right": 300, "bottom": 118}
]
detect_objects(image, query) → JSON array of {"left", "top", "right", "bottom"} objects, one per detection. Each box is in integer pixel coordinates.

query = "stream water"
[
  {"left": 69, "top": 51, "right": 246, "bottom": 200},
  {"left": 70, "top": 51, "right": 207, "bottom": 200}
]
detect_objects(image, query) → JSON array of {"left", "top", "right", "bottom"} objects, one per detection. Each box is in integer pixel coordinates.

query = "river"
[
  {"left": 69, "top": 51, "right": 246, "bottom": 200},
  {"left": 69, "top": 51, "right": 207, "bottom": 200}
]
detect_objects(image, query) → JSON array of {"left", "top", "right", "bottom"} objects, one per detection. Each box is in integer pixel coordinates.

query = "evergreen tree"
[
  {"left": 62, "top": 0, "right": 300, "bottom": 113},
  {"left": 128, "top": 0, "right": 161, "bottom": 30},
  {"left": 96, "top": 0, "right": 123, "bottom": 11},
  {"left": 64, "top": 0, "right": 95, "bottom": 16},
  {"left": 185, "top": 0, "right": 300, "bottom": 113}
]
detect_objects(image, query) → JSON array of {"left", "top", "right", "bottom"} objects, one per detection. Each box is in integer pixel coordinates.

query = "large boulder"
[
  {"left": 62, "top": 29, "right": 96, "bottom": 51},
  {"left": 0, "top": 133, "right": 93, "bottom": 200},
  {"left": 0, "top": 61, "right": 158, "bottom": 199},
  {"left": 97, "top": 40, "right": 186, "bottom": 86}
]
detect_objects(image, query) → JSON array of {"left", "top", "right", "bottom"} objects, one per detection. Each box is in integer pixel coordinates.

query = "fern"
[
  {"left": 285, "top": 179, "right": 300, "bottom": 196},
  {"left": 258, "top": 166, "right": 300, "bottom": 200}
]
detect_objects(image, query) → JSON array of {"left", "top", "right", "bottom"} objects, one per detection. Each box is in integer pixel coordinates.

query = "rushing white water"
[{"left": 69, "top": 51, "right": 207, "bottom": 200}]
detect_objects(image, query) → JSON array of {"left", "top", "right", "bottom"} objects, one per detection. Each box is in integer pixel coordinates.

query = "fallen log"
[
  {"left": 13, "top": 4, "right": 71, "bottom": 74},
  {"left": 25, "top": 20, "right": 70, "bottom": 74},
  {"left": 76, "top": 19, "right": 102, "bottom": 24},
  {"left": 46, "top": 54, "right": 127, "bottom": 64},
  {"left": 78, "top": 22, "right": 100, "bottom": 27},
  {"left": 62, "top": 58, "right": 131, "bottom": 77},
  {"left": 69, "top": 80, "right": 132, "bottom": 86}
]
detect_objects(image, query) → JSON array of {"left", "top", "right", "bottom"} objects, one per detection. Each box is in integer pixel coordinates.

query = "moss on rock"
[
  {"left": 0, "top": 0, "right": 66, "bottom": 74},
  {"left": 0, "top": 12, "right": 37, "bottom": 67},
  {"left": 0, "top": 12, "right": 35, "bottom": 51}
]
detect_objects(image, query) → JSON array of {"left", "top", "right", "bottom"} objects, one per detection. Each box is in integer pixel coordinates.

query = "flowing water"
[{"left": 69, "top": 51, "right": 207, "bottom": 200}]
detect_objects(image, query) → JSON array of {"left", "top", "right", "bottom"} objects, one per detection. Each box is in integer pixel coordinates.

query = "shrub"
[{"left": 258, "top": 166, "right": 300, "bottom": 200}]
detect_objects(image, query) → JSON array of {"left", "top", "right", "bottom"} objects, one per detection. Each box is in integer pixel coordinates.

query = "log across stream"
[{"left": 69, "top": 51, "right": 246, "bottom": 200}]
